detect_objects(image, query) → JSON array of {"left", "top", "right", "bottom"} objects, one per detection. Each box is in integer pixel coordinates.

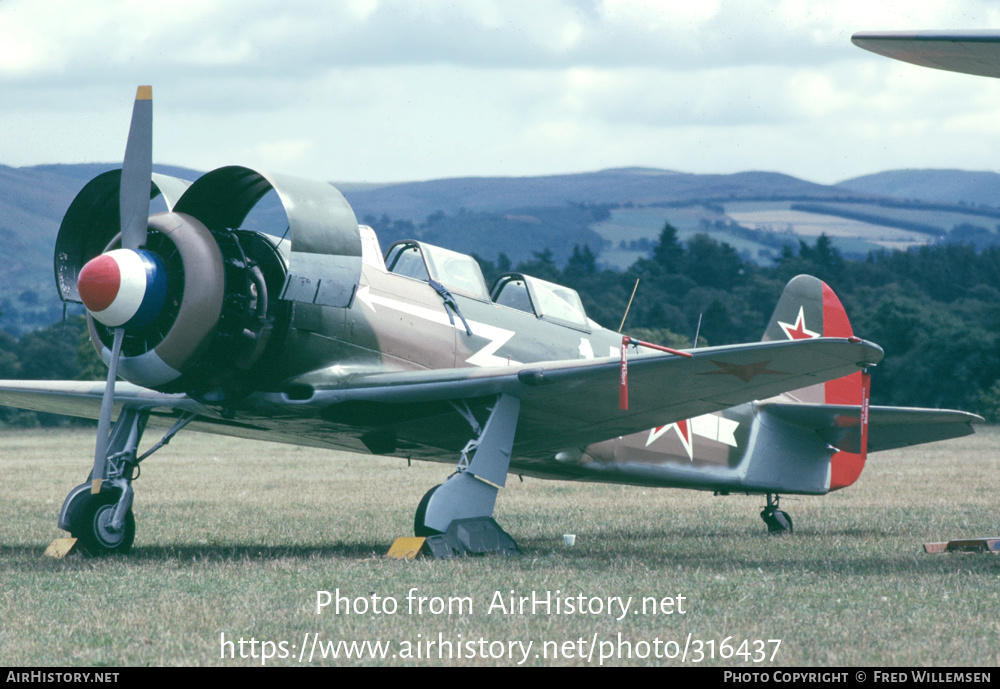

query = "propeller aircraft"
[{"left": 0, "top": 87, "right": 982, "bottom": 558}]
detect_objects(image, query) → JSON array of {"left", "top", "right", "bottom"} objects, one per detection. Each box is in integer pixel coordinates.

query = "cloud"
[
  {"left": 5, "top": 0, "right": 969, "bottom": 82},
  {"left": 4, "top": 1, "right": 1000, "bottom": 184}
]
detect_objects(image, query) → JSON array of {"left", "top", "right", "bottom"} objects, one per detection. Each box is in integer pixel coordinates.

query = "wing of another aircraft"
[
  {"left": 0, "top": 337, "right": 882, "bottom": 460},
  {"left": 852, "top": 31, "right": 1000, "bottom": 78}
]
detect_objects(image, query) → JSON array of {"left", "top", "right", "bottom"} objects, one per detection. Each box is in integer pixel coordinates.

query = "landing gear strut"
[
  {"left": 760, "top": 493, "right": 793, "bottom": 535},
  {"left": 59, "top": 409, "right": 146, "bottom": 555},
  {"left": 58, "top": 410, "right": 196, "bottom": 555},
  {"left": 413, "top": 394, "right": 521, "bottom": 558}
]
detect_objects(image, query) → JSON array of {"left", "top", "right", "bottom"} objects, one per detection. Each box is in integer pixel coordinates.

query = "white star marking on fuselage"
[{"left": 645, "top": 414, "right": 739, "bottom": 460}]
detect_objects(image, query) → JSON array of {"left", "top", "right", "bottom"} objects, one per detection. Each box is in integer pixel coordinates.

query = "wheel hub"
[{"left": 93, "top": 504, "right": 126, "bottom": 547}]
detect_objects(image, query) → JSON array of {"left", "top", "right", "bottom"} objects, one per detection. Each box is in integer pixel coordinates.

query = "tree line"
[
  {"left": 477, "top": 226, "right": 1000, "bottom": 421},
  {"left": 1, "top": 227, "right": 998, "bottom": 426}
]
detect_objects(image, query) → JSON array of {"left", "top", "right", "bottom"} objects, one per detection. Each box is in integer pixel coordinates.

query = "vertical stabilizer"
[{"left": 763, "top": 275, "right": 868, "bottom": 489}]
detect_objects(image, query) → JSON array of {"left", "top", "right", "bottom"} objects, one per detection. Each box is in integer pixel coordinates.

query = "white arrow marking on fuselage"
[
  {"left": 464, "top": 322, "right": 521, "bottom": 367},
  {"left": 355, "top": 284, "right": 378, "bottom": 313},
  {"left": 355, "top": 284, "right": 521, "bottom": 367}
]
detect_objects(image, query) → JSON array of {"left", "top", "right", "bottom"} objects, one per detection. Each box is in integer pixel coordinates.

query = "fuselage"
[{"left": 264, "top": 233, "right": 836, "bottom": 497}]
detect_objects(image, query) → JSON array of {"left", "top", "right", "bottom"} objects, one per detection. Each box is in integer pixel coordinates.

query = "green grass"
[{"left": 1, "top": 427, "right": 998, "bottom": 666}]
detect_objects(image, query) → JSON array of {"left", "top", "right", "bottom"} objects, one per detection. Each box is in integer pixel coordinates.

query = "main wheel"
[
  {"left": 414, "top": 485, "right": 443, "bottom": 537},
  {"left": 71, "top": 491, "right": 135, "bottom": 555}
]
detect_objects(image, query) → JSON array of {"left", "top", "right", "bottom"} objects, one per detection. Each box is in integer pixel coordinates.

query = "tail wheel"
[
  {"left": 760, "top": 493, "right": 793, "bottom": 535},
  {"left": 761, "top": 509, "right": 793, "bottom": 535},
  {"left": 71, "top": 490, "right": 135, "bottom": 555}
]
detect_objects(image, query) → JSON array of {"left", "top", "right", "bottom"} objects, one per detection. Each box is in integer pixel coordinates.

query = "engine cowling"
[
  {"left": 82, "top": 212, "right": 288, "bottom": 402},
  {"left": 56, "top": 165, "right": 362, "bottom": 403}
]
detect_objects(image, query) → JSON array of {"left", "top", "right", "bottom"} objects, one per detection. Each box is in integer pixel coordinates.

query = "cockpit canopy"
[
  {"left": 491, "top": 273, "right": 590, "bottom": 329},
  {"left": 385, "top": 240, "right": 491, "bottom": 301},
  {"left": 384, "top": 239, "right": 592, "bottom": 330}
]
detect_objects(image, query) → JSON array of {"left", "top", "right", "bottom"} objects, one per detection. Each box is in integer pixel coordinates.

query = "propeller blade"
[
  {"left": 119, "top": 86, "right": 153, "bottom": 251},
  {"left": 91, "top": 326, "right": 125, "bottom": 492}
]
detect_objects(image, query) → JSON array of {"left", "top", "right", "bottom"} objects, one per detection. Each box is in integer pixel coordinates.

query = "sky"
[{"left": 3, "top": 0, "right": 1000, "bottom": 185}]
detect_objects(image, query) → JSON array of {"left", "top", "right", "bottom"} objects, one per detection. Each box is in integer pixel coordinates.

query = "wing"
[
  {"left": 0, "top": 337, "right": 881, "bottom": 460},
  {"left": 0, "top": 380, "right": 198, "bottom": 418},
  {"left": 853, "top": 30, "right": 1000, "bottom": 79},
  {"left": 765, "top": 402, "right": 983, "bottom": 453},
  {"left": 490, "top": 337, "right": 881, "bottom": 457}
]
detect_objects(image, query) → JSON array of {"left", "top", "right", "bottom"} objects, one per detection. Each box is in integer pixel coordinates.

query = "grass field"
[{"left": 1, "top": 426, "right": 998, "bottom": 667}]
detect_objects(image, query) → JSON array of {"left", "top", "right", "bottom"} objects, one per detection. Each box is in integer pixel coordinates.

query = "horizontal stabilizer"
[{"left": 764, "top": 403, "right": 983, "bottom": 453}]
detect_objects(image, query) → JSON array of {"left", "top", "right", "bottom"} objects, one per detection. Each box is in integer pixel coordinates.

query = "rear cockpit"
[
  {"left": 377, "top": 237, "right": 592, "bottom": 331},
  {"left": 491, "top": 273, "right": 590, "bottom": 330}
]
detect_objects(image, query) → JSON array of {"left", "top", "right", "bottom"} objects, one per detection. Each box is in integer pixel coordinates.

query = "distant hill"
[
  {"left": 339, "top": 167, "right": 853, "bottom": 222},
  {"left": 2, "top": 163, "right": 999, "bottom": 335},
  {"left": 837, "top": 169, "right": 1000, "bottom": 207}
]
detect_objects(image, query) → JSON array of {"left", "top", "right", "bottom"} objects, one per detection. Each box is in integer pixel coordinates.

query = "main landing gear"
[
  {"left": 58, "top": 410, "right": 196, "bottom": 555},
  {"left": 70, "top": 486, "right": 136, "bottom": 555},
  {"left": 760, "top": 493, "right": 793, "bottom": 535},
  {"left": 411, "top": 394, "right": 521, "bottom": 558}
]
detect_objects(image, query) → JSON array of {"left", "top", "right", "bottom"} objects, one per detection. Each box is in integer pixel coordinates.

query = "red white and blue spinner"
[{"left": 77, "top": 248, "right": 168, "bottom": 330}]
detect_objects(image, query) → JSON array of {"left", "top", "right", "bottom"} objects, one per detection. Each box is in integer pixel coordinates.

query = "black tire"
[
  {"left": 760, "top": 508, "right": 794, "bottom": 535},
  {"left": 71, "top": 490, "right": 135, "bottom": 555},
  {"left": 414, "top": 485, "right": 443, "bottom": 537},
  {"left": 776, "top": 510, "right": 793, "bottom": 534}
]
